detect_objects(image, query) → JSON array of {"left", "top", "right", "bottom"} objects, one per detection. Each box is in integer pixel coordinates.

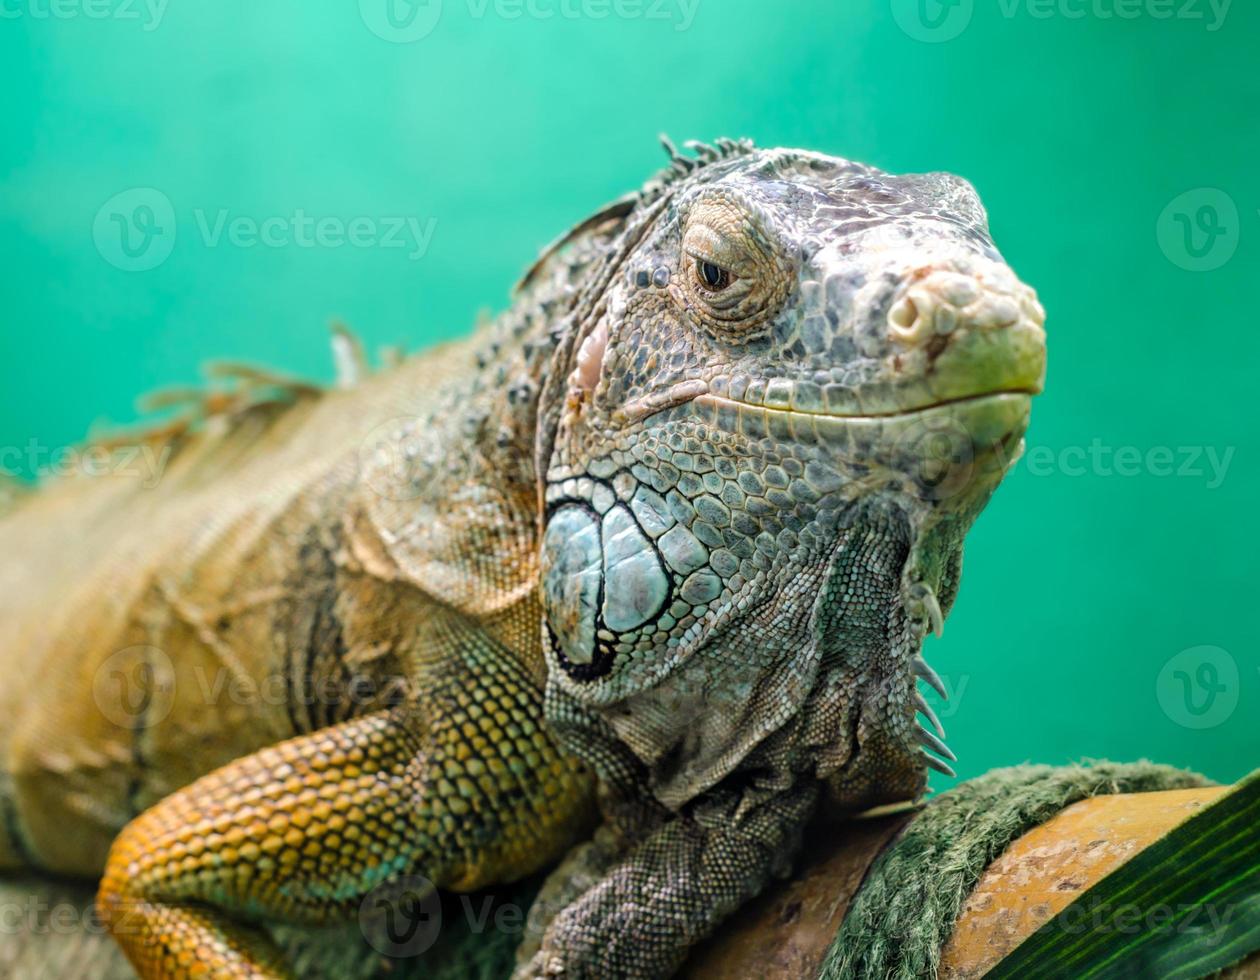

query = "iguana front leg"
[
  {"left": 97, "top": 631, "right": 594, "bottom": 980},
  {"left": 517, "top": 782, "right": 818, "bottom": 979},
  {"left": 97, "top": 707, "right": 425, "bottom": 978}
]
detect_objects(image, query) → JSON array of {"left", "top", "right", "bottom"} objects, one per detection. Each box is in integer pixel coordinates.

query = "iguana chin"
[{"left": 0, "top": 138, "right": 1045, "bottom": 979}]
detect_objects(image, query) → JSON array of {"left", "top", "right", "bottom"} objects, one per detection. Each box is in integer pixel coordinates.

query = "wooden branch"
[{"left": 1, "top": 786, "right": 1255, "bottom": 979}]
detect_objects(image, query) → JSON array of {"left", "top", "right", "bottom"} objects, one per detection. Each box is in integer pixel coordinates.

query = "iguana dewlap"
[{"left": 0, "top": 138, "right": 1045, "bottom": 979}]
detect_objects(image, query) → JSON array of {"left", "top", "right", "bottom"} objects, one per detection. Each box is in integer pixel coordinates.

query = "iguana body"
[{"left": 0, "top": 139, "right": 1045, "bottom": 978}]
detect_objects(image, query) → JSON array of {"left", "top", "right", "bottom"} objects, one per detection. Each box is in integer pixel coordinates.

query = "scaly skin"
[{"left": 0, "top": 138, "right": 1045, "bottom": 979}]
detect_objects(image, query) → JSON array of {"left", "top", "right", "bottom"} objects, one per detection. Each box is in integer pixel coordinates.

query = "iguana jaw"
[
  {"left": 616, "top": 388, "right": 1032, "bottom": 480},
  {"left": 697, "top": 387, "right": 1032, "bottom": 431},
  {"left": 617, "top": 382, "right": 1037, "bottom": 426}
]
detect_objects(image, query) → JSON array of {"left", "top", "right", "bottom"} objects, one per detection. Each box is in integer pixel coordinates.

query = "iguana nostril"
[
  {"left": 888, "top": 296, "right": 923, "bottom": 343},
  {"left": 887, "top": 268, "right": 1034, "bottom": 348},
  {"left": 889, "top": 296, "right": 918, "bottom": 329}
]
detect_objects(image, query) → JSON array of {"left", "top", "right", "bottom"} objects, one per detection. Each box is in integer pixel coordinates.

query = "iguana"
[{"left": 0, "top": 138, "right": 1046, "bottom": 979}]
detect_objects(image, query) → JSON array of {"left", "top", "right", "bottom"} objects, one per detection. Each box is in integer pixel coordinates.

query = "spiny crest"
[
  {"left": 63, "top": 325, "right": 395, "bottom": 486},
  {"left": 78, "top": 361, "right": 323, "bottom": 473},
  {"left": 639, "top": 134, "right": 757, "bottom": 205}
]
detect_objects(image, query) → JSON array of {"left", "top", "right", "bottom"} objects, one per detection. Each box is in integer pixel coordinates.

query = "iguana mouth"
[
  {"left": 619, "top": 381, "right": 1034, "bottom": 444},
  {"left": 698, "top": 388, "right": 1036, "bottom": 421}
]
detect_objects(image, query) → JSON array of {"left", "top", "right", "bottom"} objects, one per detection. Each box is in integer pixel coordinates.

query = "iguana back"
[{"left": 0, "top": 274, "right": 595, "bottom": 879}]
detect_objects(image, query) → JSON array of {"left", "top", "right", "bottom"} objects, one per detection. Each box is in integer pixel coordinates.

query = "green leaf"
[{"left": 985, "top": 769, "right": 1260, "bottom": 980}]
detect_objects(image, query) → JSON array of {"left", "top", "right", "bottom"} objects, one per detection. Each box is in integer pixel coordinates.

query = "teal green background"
[{"left": 1, "top": 2, "right": 1256, "bottom": 787}]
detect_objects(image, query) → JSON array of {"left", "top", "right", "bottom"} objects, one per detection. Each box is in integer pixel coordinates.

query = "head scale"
[{"left": 535, "top": 137, "right": 1046, "bottom": 810}]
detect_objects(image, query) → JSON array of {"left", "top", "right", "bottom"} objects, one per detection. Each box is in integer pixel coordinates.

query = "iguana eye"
[
  {"left": 697, "top": 259, "right": 732, "bottom": 292},
  {"left": 679, "top": 196, "right": 793, "bottom": 339}
]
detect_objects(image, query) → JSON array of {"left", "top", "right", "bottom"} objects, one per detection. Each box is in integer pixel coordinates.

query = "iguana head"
[{"left": 537, "top": 140, "right": 1045, "bottom": 811}]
